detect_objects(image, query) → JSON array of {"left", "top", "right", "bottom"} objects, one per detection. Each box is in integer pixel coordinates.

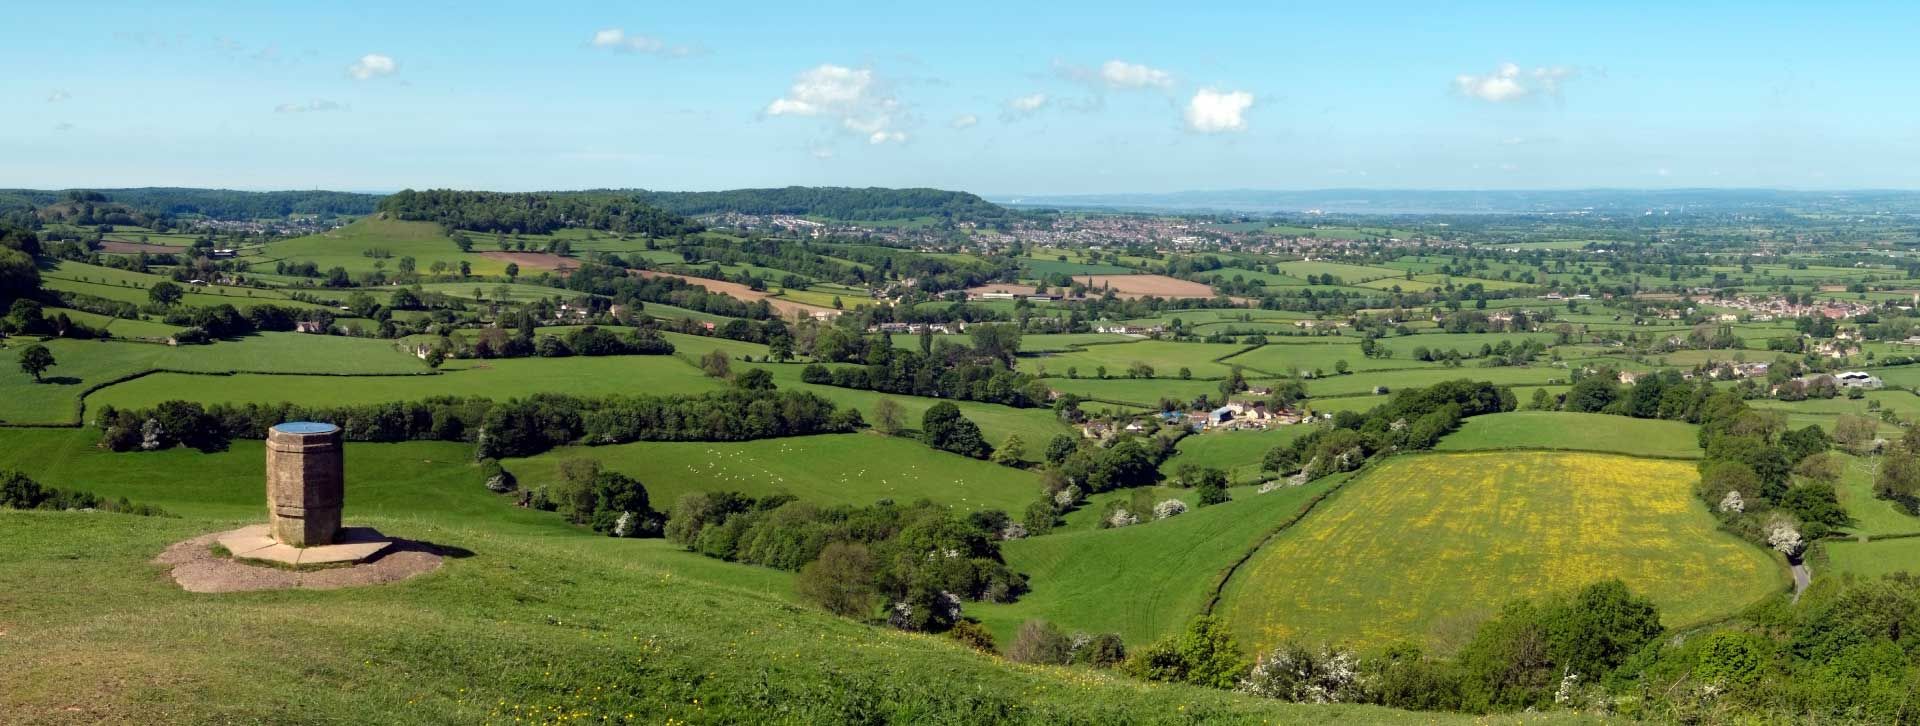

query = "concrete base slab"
[{"left": 216, "top": 524, "right": 393, "bottom": 566}]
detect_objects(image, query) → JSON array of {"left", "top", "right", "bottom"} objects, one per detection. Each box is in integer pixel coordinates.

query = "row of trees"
[
  {"left": 98, "top": 386, "right": 862, "bottom": 458},
  {"left": 1264, "top": 379, "right": 1517, "bottom": 481},
  {"left": 1, "top": 469, "right": 169, "bottom": 517}
]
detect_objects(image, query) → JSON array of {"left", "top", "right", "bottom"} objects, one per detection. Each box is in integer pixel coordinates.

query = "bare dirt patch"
[
  {"left": 964, "top": 283, "right": 1045, "bottom": 296},
  {"left": 481, "top": 251, "right": 579, "bottom": 272},
  {"left": 1073, "top": 274, "right": 1217, "bottom": 299},
  {"left": 155, "top": 528, "right": 451, "bottom": 593},
  {"left": 100, "top": 240, "right": 186, "bottom": 254},
  {"left": 635, "top": 269, "right": 840, "bottom": 318}
]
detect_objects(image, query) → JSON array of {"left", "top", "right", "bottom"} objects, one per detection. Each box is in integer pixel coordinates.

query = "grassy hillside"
[
  {"left": 0, "top": 441, "right": 1543, "bottom": 724},
  {"left": 1435, "top": 411, "right": 1704, "bottom": 459},
  {"left": 1219, "top": 451, "right": 1786, "bottom": 654}
]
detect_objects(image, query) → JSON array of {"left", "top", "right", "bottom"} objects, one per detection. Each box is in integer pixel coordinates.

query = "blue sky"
[{"left": 5, "top": 1, "right": 1919, "bottom": 194}]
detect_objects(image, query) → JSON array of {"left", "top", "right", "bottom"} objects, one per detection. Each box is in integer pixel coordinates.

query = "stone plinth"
[
  {"left": 266, "top": 422, "right": 343, "bottom": 547},
  {"left": 217, "top": 524, "right": 392, "bottom": 566}
]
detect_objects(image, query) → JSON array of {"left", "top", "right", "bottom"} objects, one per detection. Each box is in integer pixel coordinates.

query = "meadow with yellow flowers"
[{"left": 1219, "top": 450, "right": 1788, "bottom": 654}]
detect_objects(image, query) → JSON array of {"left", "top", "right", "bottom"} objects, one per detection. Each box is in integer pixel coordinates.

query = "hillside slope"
[{"left": 0, "top": 511, "right": 1569, "bottom": 724}]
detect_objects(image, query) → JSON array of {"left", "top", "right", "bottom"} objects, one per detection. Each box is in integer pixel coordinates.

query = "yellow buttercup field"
[{"left": 1220, "top": 451, "right": 1787, "bottom": 654}]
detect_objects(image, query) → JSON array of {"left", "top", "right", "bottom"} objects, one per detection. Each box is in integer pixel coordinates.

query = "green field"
[
  {"left": 1831, "top": 453, "right": 1920, "bottom": 537},
  {"left": 1220, "top": 451, "right": 1786, "bottom": 653},
  {"left": 84, "top": 354, "right": 721, "bottom": 413},
  {"left": 974, "top": 477, "right": 1340, "bottom": 646},
  {"left": 1018, "top": 340, "right": 1252, "bottom": 379},
  {"left": 1304, "top": 366, "right": 1565, "bottom": 397},
  {"left": 1221, "top": 341, "right": 1442, "bottom": 376},
  {"left": 746, "top": 362, "right": 1074, "bottom": 457},
  {"left": 1824, "top": 537, "right": 1920, "bottom": 579},
  {"left": 1, "top": 334, "right": 430, "bottom": 424},
  {"left": 1158, "top": 426, "right": 1317, "bottom": 484},
  {"left": 262, "top": 217, "right": 509, "bottom": 276},
  {"left": 40, "top": 260, "right": 332, "bottom": 311},
  {"left": 504, "top": 433, "right": 1042, "bottom": 512},
  {"left": 1435, "top": 411, "right": 1704, "bottom": 459}
]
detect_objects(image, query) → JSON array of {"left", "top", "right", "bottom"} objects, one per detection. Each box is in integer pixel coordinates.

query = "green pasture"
[
  {"left": 1434, "top": 411, "right": 1703, "bottom": 459},
  {"left": 504, "top": 433, "right": 1040, "bottom": 513}
]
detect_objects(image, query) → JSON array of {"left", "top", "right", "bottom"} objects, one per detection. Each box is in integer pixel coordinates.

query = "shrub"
[
  {"left": 948, "top": 620, "right": 997, "bottom": 654},
  {"left": 1153, "top": 499, "right": 1188, "bottom": 519},
  {"left": 1071, "top": 633, "right": 1127, "bottom": 668},
  {"left": 796, "top": 541, "right": 878, "bottom": 618},
  {"left": 1123, "top": 616, "right": 1248, "bottom": 689},
  {"left": 1007, "top": 619, "right": 1073, "bottom": 665},
  {"left": 478, "top": 458, "right": 517, "bottom": 493}
]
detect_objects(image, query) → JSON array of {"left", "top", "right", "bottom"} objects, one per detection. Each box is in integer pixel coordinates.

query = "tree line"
[
  {"left": 378, "top": 189, "right": 705, "bottom": 236},
  {"left": 97, "top": 386, "right": 863, "bottom": 459}
]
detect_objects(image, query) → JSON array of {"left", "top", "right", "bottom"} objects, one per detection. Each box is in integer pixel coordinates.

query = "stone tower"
[{"left": 265, "top": 422, "right": 344, "bottom": 547}]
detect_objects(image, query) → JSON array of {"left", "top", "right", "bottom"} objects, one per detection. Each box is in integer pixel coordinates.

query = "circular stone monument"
[{"left": 207, "top": 421, "right": 393, "bottom": 567}]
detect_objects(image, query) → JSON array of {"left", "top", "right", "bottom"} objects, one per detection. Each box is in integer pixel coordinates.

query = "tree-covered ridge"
[
  {"left": 628, "top": 186, "right": 1009, "bottom": 222},
  {"left": 377, "top": 189, "right": 705, "bottom": 236},
  {"left": 0, "top": 188, "right": 380, "bottom": 219}
]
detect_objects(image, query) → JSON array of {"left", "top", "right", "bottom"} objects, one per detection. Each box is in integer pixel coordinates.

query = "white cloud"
[
  {"left": 588, "top": 27, "right": 698, "bottom": 57},
  {"left": 347, "top": 53, "right": 398, "bottom": 80},
  {"left": 764, "top": 64, "right": 908, "bottom": 144},
  {"left": 1099, "top": 60, "right": 1172, "bottom": 90},
  {"left": 950, "top": 113, "right": 978, "bottom": 129},
  {"left": 46, "top": 89, "right": 70, "bottom": 103},
  {"left": 1185, "top": 88, "right": 1253, "bottom": 133},
  {"left": 1001, "top": 93, "right": 1050, "bottom": 121},
  {"left": 275, "top": 99, "right": 348, "bottom": 114},
  {"left": 1452, "top": 63, "right": 1575, "bottom": 102}
]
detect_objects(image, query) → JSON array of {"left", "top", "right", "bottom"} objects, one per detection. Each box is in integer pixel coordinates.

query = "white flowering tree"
[
  {"left": 1718, "top": 490, "right": 1744, "bottom": 513},
  {"left": 1154, "top": 499, "right": 1188, "bottom": 519},
  {"left": 1107, "top": 508, "right": 1138, "bottom": 528},
  {"left": 1237, "top": 642, "right": 1365, "bottom": 704},
  {"left": 1766, "top": 513, "right": 1805, "bottom": 557}
]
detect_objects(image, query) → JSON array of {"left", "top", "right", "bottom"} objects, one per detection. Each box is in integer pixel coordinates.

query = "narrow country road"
[{"left": 1791, "top": 561, "right": 1811, "bottom": 603}]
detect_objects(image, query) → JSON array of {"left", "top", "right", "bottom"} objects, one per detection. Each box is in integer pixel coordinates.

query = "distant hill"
[
  {"left": 628, "top": 186, "right": 1009, "bottom": 222},
  {"left": 0, "top": 188, "right": 380, "bottom": 220},
  {"left": 999, "top": 188, "right": 1920, "bottom": 215},
  {"left": 377, "top": 189, "right": 704, "bottom": 236}
]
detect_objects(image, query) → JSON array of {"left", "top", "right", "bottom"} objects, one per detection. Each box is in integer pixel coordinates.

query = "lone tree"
[
  {"left": 17, "top": 343, "right": 54, "bottom": 382},
  {"left": 504, "top": 263, "right": 520, "bottom": 281},
  {"left": 922, "top": 402, "right": 991, "bottom": 459},
  {"left": 147, "top": 280, "right": 184, "bottom": 306}
]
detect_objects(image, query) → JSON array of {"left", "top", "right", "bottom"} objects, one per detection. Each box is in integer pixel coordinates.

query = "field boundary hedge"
[
  {"left": 1431, "top": 443, "right": 1703, "bottom": 461},
  {"left": 2, "top": 367, "right": 444, "bottom": 430},
  {"left": 1199, "top": 472, "right": 1361, "bottom": 616}
]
